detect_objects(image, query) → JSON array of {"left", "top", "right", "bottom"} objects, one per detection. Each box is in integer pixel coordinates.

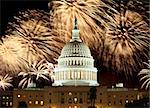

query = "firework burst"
[
  {"left": 103, "top": 9, "right": 150, "bottom": 76},
  {"left": 0, "top": 36, "right": 28, "bottom": 75},
  {"left": 49, "top": 0, "right": 117, "bottom": 51},
  {"left": 138, "top": 60, "right": 150, "bottom": 90},
  {"left": 0, "top": 74, "right": 13, "bottom": 91},
  {"left": 18, "top": 59, "right": 54, "bottom": 88},
  {"left": 5, "top": 9, "right": 65, "bottom": 65},
  {"left": 124, "top": 0, "right": 149, "bottom": 23}
]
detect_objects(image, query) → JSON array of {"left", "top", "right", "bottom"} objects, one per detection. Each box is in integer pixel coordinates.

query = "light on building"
[
  {"left": 116, "top": 83, "right": 123, "bottom": 87},
  {"left": 113, "top": 95, "right": 116, "bottom": 98},
  {"left": 74, "top": 106, "right": 77, "bottom": 108},
  {"left": 68, "top": 106, "right": 72, "bottom": 108},
  {"left": 35, "top": 101, "right": 38, "bottom": 105},
  {"left": 125, "top": 100, "right": 129, "bottom": 103},
  {"left": 40, "top": 101, "right": 44, "bottom": 105},
  {"left": 6, "top": 102, "right": 9, "bottom": 106},
  {"left": 29, "top": 101, "right": 32, "bottom": 104},
  {"left": 17, "top": 95, "right": 21, "bottom": 98},
  {"left": 68, "top": 92, "right": 72, "bottom": 96},
  {"left": 74, "top": 97, "right": 78, "bottom": 103},
  {"left": 2, "top": 96, "right": 5, "bottom": 99},
  {"left": 137, "top": 94, "right": 140, "bottom": 100},
  {"left": 108, "top": 101, "right": 111, "bottom": 106},
  {"left": 10, "top": 102, "right": 13, "bottom": 106}
]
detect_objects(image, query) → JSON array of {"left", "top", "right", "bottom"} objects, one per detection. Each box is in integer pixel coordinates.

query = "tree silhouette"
[{"left": 89, "top": 86, "right": 97, "bottom": 108}]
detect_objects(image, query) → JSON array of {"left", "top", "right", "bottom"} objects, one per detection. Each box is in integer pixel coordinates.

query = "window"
[
  {"left": 10, "top": 102, "right": 13, "bottom": 106},
  {"left": 119, "top": 99, "right": 122, "bottom": 105},
  {"left": 68, "top": 92, "right": 72, "bottom": 96},
  {"left": 49, "top": 99, "right": 51, "bottom": 103},
  {"left": 125, "top": 99, "right": 129, "bottom": 103},
  {"left": 113, "top": 95, "right": 116, "bottom": 98},
  {"left": 40, "top": 101, "right": 44, "bottom": 105},
  {"left": 100, "top": 93, "right": 102, "bottom": 95},
  {"left": 61, "top": 98, "right": 64, "bottom": 104},
  {"left": 100, "top": 99, "right": 102, "bottom": 103},
  {"left": 79, "top": 98, "right": 83, "bottom": 103},
  {"left": 35, "top": 101, "right": 38, "bottom": 105},
  {"left": 17, "top": 95, "right": 21, "bottom": 98},
  {"left": 74, "top": 97, "right": 78, "bottom": 104},
  {"left": 49, "top": 93, "right": 51, "bottom": 95},
  {"left": 29, "top": 101, "right": 32, "bottom": 104},
  {"left": 68, "top": 98, "right": 72, "bottom": 103},
  {"left": 6, "top": 102, "right": 9, "bottom": 106},
  {"left": 137, "top": 94, "right": 140, "bottom": 100},
  {"left": 108, "top": 101, "right": 111, "bottom": 106},
  {"left": 74, "top": 106, "right": 77, "bottom": 108},
  {"left": 2, "top": 96, "right": 5, "bottom": 99}
]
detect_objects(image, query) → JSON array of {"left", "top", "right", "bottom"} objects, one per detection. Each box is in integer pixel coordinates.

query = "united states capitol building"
[
  {"left": 53, "top": 20, "right": 98, "bottom": 87},
  {"left": 0, "top": 20, "right": 148, "bottom": 108}
]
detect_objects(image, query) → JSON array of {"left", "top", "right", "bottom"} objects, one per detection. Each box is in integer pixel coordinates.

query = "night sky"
[
  {"left": 1, "top": 0, "right": 49, "bottom": 36},
  {"left": 0, "top": 0, "right": 148, "bottom": 89}
]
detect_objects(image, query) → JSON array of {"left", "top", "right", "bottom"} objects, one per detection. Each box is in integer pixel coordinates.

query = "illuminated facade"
[
  {"left": 53, "top": 19, "right": 98, "bottom": 86},
  {"left": 11, "top": 86, "right": 148, "bottom": 108}
]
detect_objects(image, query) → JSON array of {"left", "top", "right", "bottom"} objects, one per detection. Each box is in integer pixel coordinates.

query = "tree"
[{"left": 89, "top": 86, "right": 97, "bottom": 108}]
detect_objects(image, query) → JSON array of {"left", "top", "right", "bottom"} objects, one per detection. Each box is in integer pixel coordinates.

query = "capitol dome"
[
  {"left": 53, "top": 19, "right": 99, "bottom": 86},
  {"left": 60, "top": 41, "right": 92, "bottom": 58}
]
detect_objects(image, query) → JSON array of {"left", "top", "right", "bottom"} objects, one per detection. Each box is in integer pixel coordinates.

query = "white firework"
[
  {"left": 138, "top": 60, "right": 150, "bottom": 90},
  {"left": 0, "top": 74, "right": 13, "bottom": 91},
  {"left": 18, "top": 59, "right": 54, "bottom": 88}
]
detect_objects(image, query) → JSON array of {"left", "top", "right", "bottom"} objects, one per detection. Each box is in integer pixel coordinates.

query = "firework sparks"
[
  {"left": 0, "top": 74, "right": 13, "bottom": 91},
  {"left": 103, "top": 9, "right": 150, "bottom": 76},
  {"left": 138, "top": 60, "right": 150, "bottom": 90},
  {"left": 18, "top": 59, "right": 54, "bottom": 88},
  {"left": 6, "top": 9, "right": 66, "bottom": 65},
  {"left": 2, "top": 9, "right": 66, "bottom": 75},
  {"left": 0, "top": 36, "right": 28, "bottom": 75},
  {"left": 49, "top": 0, "right": 117, "bottom": 51}
]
